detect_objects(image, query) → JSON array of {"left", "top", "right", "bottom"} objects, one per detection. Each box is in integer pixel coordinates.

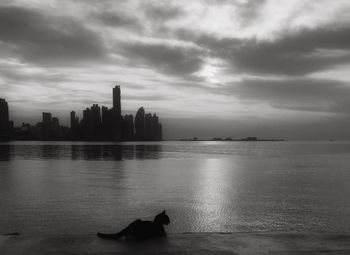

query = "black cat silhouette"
[{"left": 97, "top": 210, "right": 170, "bottom": 239}]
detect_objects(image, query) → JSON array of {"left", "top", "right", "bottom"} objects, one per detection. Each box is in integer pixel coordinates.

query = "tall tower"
[
  {"left": 70, "top": 111, "right": 76, "bottom": 129},
  {"left": 112, "top": 85, "right": 122, "bottom": 140},
  {"left": 0, "top": 98, "right": 10, "bottom": 140},
  {"left": 113, "top": 85, "right": 121, "bottom": 116}
]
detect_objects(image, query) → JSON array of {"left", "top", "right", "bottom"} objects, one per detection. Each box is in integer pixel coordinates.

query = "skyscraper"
[
  {"left": 135, "top": 107, "right": 145, "bottom": 140},
  {"left": 144, "top": 113, "right": 153, "bottom": 140},
  {"left": 0, "top": 98, "right": 10, "bottom": 140},
  {"left": 122, "top": 114, "right": 134, "bottom": 140},
  {"left": 42, "top": 112, "right": 52, "bottom": 140},
  {"left": 152, "top": 114, "right": 162, "bottom": 140},
  {"left": 70, "top": 111, "right": 76, "bottom": 129},
  {"left": 113, "top": 85, "right": 121, "bottom": 117},
  {"left": 81, "top": 104, "right": 102, "bottom": 140},
  {"left": 52, "top": 117, "right": 60, "bottom": 139},
  {"left": 70, "top": 111, "right": 79, "bottom": 140},
  {"left": 112, "top": 85, "right": 122, "bottom": 140},
  {"left": 42, "top": 112, "right": 52, "bottom": 124}
]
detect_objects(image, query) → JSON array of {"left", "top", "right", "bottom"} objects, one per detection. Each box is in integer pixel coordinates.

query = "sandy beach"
[{"left": 1, "top": 232, "right": 350, "bottom": 254}]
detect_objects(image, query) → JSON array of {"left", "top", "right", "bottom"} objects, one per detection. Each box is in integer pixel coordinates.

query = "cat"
[{"left": 97, "top": 210, "right": 170, "bottom": 239}]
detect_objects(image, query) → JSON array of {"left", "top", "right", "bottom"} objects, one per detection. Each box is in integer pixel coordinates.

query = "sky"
[{"left": 1, "top": 0, "right": 350, "bottom": 139}]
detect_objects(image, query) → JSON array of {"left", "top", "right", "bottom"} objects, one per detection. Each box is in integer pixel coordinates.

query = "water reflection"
[
  {"left": 70, "top": 144, "right": 162, "bottom": 160},
  {"left": 192, "top": 158, "right": 238, "bottom": 231},
  {"left": 42, "top": 145, "right": 62, "bottom": 159},
  {"left": 2, "top": 143, "right": 163, "bottom": 161},
  {"left": 2, "top": 141, "right": 350, "bottom": 234},
  {"left": 0, "top": 145, "right": 11, "bottom": 161}
]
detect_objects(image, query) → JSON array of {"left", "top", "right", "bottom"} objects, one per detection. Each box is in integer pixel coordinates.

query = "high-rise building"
[
  {"left": 101, "top": 106, "right": 109, "bottom": 127},
  {"left": 144, "top": 113, "right": 153, "bottom": 140},
  {"left": 70, "top": 111, "right": 80, "bottom": 140},
  {"left": 91, "top": 104, "right": 101, "bottom": 128},
  {"left": 52, "top": 117, "right": 59, "bottom": 127},
  {"left": 42, "top": 112, "right": 52, "bottom": 140},
  {"left": 101, "top": 106, "right": 114, "bottom": 140},
  {"left": 42, "top": 112, "right": 52, "bottom": 125},
  {"left": 135, "top": 107, "right": 145, "bottom": 140},
  {"left": 70, "top": 111, "right": 76, "bottom": 129},
  {"left": 82, "top": 108, "right": 91, "bottom": 138},
  {"left": 122, "top": 114, "right": 134, "bottom": 140},
  {"left": 113, "top": 85, "right": 121, "bottom": 116},
  {"left": 112, "top": 85, "right": 122, "bottom": 140},
  {"left": 0, "top": 98, "right": 10, "bottom": 140},
  {"left": 152, "top": 114, "right": 162, "bottom": 140},
  {"left": 81, "top": 104, "right": 102, "bottom": 140},
  {"left": 52, "top": 117, "right": 60, "bottom": 139}
]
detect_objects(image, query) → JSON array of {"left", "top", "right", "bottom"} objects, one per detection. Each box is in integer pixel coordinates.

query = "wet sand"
[{"left": 1, "top": 232, "right": 350, "bottom": 254}]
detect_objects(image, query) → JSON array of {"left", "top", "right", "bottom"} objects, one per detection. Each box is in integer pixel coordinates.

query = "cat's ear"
[{"left": 162, "top": 210, "right": 166, "bottom": 214}]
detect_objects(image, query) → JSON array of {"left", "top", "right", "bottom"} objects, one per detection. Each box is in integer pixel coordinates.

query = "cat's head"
[{"left": 153, "top": 210, "right": 170, "bottom": 225}]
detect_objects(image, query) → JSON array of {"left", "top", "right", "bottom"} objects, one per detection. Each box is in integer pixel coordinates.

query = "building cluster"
[
  {"left": 0, "top": 86, "right": 162, "bottom": 141},
  {"left": 70, "top": 86, "right": 162, "bottom": 141}
]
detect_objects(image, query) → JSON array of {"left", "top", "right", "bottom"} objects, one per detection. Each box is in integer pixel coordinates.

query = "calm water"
[{"left": 0, "top": 141, "right": 350, "bottom": 235}]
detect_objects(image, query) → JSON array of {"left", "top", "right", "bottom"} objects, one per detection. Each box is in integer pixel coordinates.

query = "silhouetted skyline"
[{"left": 0, "top": 86, "right": 162, "bottom": 141}]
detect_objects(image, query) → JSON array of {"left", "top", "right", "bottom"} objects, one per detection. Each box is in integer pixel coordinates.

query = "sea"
[{"left": 0, "top": 141, "right": 350, "bottom": 235}]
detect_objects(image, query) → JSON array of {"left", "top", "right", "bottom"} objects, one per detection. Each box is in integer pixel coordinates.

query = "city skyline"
[
  {"left": 0, "top": 85, "right": 163, "bottom": 141},
  {"left": 1, "top": 1, "right": 350, "bottom": 139}
]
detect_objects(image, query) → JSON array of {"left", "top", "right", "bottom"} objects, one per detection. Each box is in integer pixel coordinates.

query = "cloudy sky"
[{"left": 1, "top": 0, "right": 350, "bottom": 139}]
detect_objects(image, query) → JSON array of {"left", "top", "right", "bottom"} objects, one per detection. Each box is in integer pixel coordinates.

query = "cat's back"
[{"left": 126, "top": 220, "right": 165, "bottom": 239}]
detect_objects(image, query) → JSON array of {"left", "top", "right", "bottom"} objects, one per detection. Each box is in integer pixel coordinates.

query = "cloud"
[
  {"left": 0, "top": 5, "right": 106, "bottom": 65},
  {"left": 0, "top": 60, "right": 68, "bottom": 84},
  {"left": 181, "top": 26, "right": 350, "bottom": 76},
  {"left": 142, "top": 3, "right": 185, "bottom": 22},
  {"left": 119, "top": 41, "right": 206, "bottom": 76},
  {"left": 94, "top": 10, "right": 142, "bottom": 31},
  {"left": 234, "top": 0, "right": 267, "bottom": 27}
]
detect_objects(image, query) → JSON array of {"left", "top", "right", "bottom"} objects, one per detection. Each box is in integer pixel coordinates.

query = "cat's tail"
[{"left": 97, "top": 229, "right": 126, "bottom": 239}]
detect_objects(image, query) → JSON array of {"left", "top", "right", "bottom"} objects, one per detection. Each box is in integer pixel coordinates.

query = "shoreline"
[{"left": 2, "top": 232, "right": 350, "bottom": 254}]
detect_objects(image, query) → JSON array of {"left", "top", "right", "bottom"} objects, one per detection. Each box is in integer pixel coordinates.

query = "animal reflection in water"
[{"left": 97, "top": 211, "right": 170, "bottom": 240}]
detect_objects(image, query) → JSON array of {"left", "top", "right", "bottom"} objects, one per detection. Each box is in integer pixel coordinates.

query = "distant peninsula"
[{"left": 177, "top": 137, "right": 285, "bottom": 142}]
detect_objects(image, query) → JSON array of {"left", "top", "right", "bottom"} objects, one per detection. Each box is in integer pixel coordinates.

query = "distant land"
[{"left": 176, "top": 137, "right": 285, "bottom": 142}]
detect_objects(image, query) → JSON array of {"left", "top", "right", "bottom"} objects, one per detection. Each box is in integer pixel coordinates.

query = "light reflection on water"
[
  {"left": 193, "top": 158, "right": 238, "bottom": 231},
  {"left": 0, "top": 141, "right": 350, "bottom": 234}
]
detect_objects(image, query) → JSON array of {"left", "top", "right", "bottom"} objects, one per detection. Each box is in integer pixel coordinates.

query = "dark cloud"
[
  {"left": 142, "top": 3, "right": 185, "bottom": 22},
  {"left": 228, "top": 27, "right": 350, "bottom": 76},
  {"left": 178, "top": 26, "right": 350, "bottom": 76},
  {"left": 226, "top": 78, "right": 350, "bottom": 113},
  {"left": 119, "top": 42, "right": 205, "bottom": 76},
  {"left": 0, "top": 5, "right": 106, "bottom": 65},
  {"left": 95, "top": 11, "right": 142, "bottom": 31}
]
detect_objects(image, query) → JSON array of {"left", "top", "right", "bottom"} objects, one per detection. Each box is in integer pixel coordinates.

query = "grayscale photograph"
[{"left": 1, "top": 0, "right": 350, "bottom": 254}]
